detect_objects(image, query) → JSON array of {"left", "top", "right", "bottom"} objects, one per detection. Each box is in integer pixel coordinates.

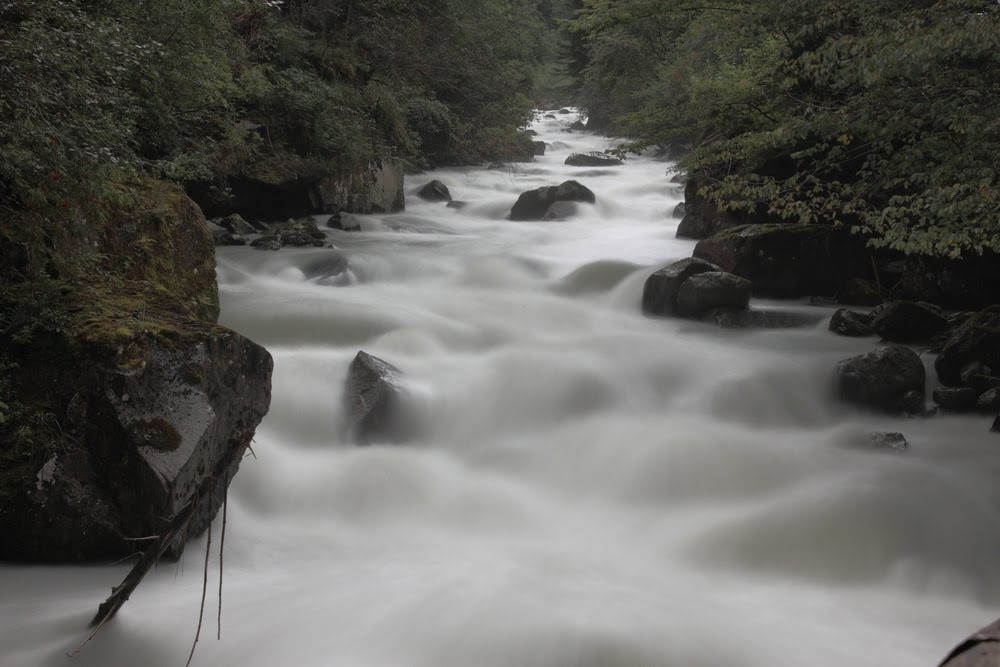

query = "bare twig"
[
  {"left": 185, "top": 522, "right": 212, "bottom": 667},
  {"left": 217, "top": 482, "right": 228, "bottom": 641}
]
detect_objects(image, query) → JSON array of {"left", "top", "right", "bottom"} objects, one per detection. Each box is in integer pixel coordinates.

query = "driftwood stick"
[
  {"left": 217, "top": 481, "right": 228, "bottom": 641},
  {"left": 185, "top": 521, "right": 212, "bottom": 667},
  {"left": 85, "top": 437, "right": 249, "bottom": 632}
]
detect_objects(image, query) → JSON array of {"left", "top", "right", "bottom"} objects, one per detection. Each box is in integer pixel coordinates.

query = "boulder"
[
  {"left": 565, "top": 152, "right": 623, "bottom": 167},
  {"left": 869, "top": 432, "right": 909, "bottom": 451},
  {"left": 693, "top": 223, "right": 871, "bottom": 298},
  {"left": 703, "top": 308, "right": 822, "bottom": 329},
  {"left": 302, "top": 252, "right": 350, "bottom": 282},
  {"left": 869, "top": 300, "right": 949, "bottom": 342},
  {"left": 217, "top": 213, "right": 258, "bottom": 236},
  {"left": 327, "top": 212, "right": 361, "bottom": 231},
  {"left": 641, "top": 257, "right": 721, "bottom": 317},
  {"left": 935, "top": 308, "right": 1000, "bottom": 386},
  {"left": 672, "top": 202, "right": 686, "bottom": 219},
  {"left": 417, "top": 180, "right": 452, "bottom": 202},
  {"left": 675, "top": 272, "right": 752, "bottom": 318},
  {"left": 252, "top": 220, "right": 330, "bottom": 250},
  {"left": 669, "top": 173, "right": 688, "bottom": 185},
  {"left": 558, "top": 108, "right": 572, "bottom": 114},
  {"left": 446, "top": 201, "right": 467, "bottom": 210},
  {"left": 569, "top": 121, "right": 587, "bottom": 131},
  {"left": 977, "top": 388, "right": 1000, "bottom": 412},
  {"left": 533, "top": 141, "right": 546, "bottom": 156},
  {"left": 993, "top": 416, "right": 1000, "bottom": 433},
  {"left": 829, "top": 309, "right": 874, "bottom": 337},
  {"left": 343, "top": 351, "right": 408, "bottom": 444},
  {"left": 509, "top": 180, "right": 596, "bottom": 221},
  {"left": 834, "top": 345, "right": 926, "bottom": 414},
  {"left": 940, "top": 618, "right": 1000, "bottom": 666},
  {"left": 207, "top": 222, "right": 246, "bottom": 247},
  {"left": 544, "top": 113, "right": 557, "bottom": 119},
  {"left": 933, "top": 386, "right": 979, "bottom": 411}
]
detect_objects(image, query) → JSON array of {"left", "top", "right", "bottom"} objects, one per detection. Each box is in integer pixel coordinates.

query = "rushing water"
[{"left": 3, "top": 111, "right": 1000, "bottom": 666}]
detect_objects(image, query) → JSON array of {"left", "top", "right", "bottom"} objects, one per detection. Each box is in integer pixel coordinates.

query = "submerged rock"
[
  {"left": 869, "top": 432, "right": 909, "bottom": 451},
  {"left": 834, "top": 345, "right": 926, "bottom": 414},
  {"left": 829, "top": 309, "right": 874, "bottom": 337},
  {"left": 509, "top": 180, "right": 595, "bottom": 221},
  {"left": 417, "top": 180, "right": 451, "bottom": 202},
  {"left": 343, "top": 352, "right": 409, "bottom": 444},
  {"left": 542, "top": 201, "right": 579, "bottom": 221},
  {"left": 940, "top": 618, "right": 1000, "bottom": 666},
  {"left": 565, "top": 152, "right": 622, "bottom": 167},
  {"left": 703, "top": 308, "right": 823, "bottom": 329}
]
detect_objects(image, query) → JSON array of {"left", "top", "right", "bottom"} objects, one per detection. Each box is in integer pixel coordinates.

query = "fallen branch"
[{"left": 185, "top": 522, "right": 212, "bottom": 667}]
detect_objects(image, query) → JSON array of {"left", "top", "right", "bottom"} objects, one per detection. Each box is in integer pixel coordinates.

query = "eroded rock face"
[
  {"left": 1, "top": 315, "right": 273, "bottom": 564},
  {"left": 509, "top": 180, "right": 596, "bottom": 221},
  {"left": 834, "top": 345, "right": 925, "bottom": 414},
  {"left": 343, "top": 352, "right": 409, "bottom": 444}
]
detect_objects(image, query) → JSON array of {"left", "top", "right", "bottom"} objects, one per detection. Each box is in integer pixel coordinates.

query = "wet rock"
[
  {"left": 935, "top": 308, "right": 1000, "bottom": 386},
  {"left": 669, "top": 172, "right": 688, "bottom": 185},
  {"left": 558, "top": 108, "right": 572, "bottom": 114},
  {"left": 641, "top": 257, "right": 721, "bottom": 317},
  {"left": 869, "top": 432, "right": 909, "bottom": 451},
  {"left": 869, "top": 300, "right": 949, "bottom": 342},
  {"left": 834, "top": 345, "right": 926, "bottom": 414},
  {"left": 703, "top": 308, "right": 822, "bottom": 329},
  {"left": 933, "top": 386, "right": 979, "bottom": 411},
  {"left": 992, "top": 416, "right": 1000, "bottom": 433},
  {"left": 446, "top": 201, "right": 467, "bottom": 210},
  {"left": 302, "top": 253, "right": 349, "bottom": 282},
  {"left": 565, "top": 152, "right": 623, "bottom": 167},
  {"left": 542, "top": 201, "right": 579, "bottom": 221},
  {"left": 327, "top": 212, "right": 361, "bottom": 231},
  {"left": 569, "top": 121, "right": 586, "bottom": 131},
  {"left": 217, "top": 213, "right": 258, "bottom": 236},
  {"left": 533, "top": 141, "right": 546, "bottom": 156},
  {"left": 977, "top": 388, "right": 1000, "bottom": 412},
  {"left": 343, "top": 351, "right": 409, "bottom": 444},
  {"left": 693, "top": 223, "right": 871, "bottom": 298},
  {"left": 672, "top": 202, "right": 686, "bottom": 219},
  {"left": 940, "top": 618, "right": 1000, "bottom": 666},
  {"left": 207, "top": 222, "right": 246, "bottom": 247},
  {"left": 251, "top": 220, "right": 330, "bottom": 250},
  {"left": 510, "top": 180, "right": 596, "bottom": 221},
  {"left": 829, "top": 309, "right": 874, "bottom": 337},
  {"left": 544, "top": 113, "right": 557, "bottom": 119},
  {"left": 674, "top": 177, "right": 745, "bottom": 240},
  {"left": 417, "top": 180, "right": 451, "bottom": 202},
  {"left": 675, "top": 272, "right": 752, "bottom": 318}
]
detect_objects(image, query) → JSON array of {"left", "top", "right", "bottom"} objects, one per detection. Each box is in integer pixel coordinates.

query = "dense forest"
[{"left": 569, "top": 0, "right": 999, "bottom": 258}]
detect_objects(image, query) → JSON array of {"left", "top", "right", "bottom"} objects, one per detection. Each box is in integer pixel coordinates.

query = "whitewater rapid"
[{"left": 2, "top": 111, "right": 999, "bottom": 666}]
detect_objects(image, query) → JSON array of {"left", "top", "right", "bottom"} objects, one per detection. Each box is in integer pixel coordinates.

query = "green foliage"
[{"left": 570, "top": 0, "right": 1000, "bottom": 257}]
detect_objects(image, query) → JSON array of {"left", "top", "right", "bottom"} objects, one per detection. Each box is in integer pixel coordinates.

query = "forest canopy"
[{"left": 569, "top": 0, "right": 1000, "bottom": 257}]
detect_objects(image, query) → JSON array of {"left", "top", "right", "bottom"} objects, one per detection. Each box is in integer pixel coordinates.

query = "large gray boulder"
[
  {"left": 675, "top": 272, "right": 752, "bottom": 318},
  {"left": 565, "top": 152, "right": 623, "bottom": 167},
  {"left": 217, "top": 213, "right": 259, "bottom": 235},
  {"left": 834, "top": 345, "right": 926, "bottom": 414},
  {"left": 533, "top": 141, "right": 546, "bottom": 156},
  {"left": 509, "top": 180, "right": 595, "bottom": 221},
  {"left": 343, "top": 352, "right": 409, "bottom": 444},
  {"left": 869, "top": 300, "right": 949, "bottom": 342},
  {"left": 417, "top": 180, "right": 451, "bottom": 202},
  {"left": 940, "top": 618, "right": 1000, "bottom": 666},
  {"left": 641, "top": 257, "right": 721, "bottom": 317},
  {"left": 207, "top": 221, "right": 246, "bottom": 247}
]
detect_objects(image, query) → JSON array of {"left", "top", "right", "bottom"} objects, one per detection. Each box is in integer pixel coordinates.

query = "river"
[{"left": 2, "top": 111, "right": 999, "bottom": 666}]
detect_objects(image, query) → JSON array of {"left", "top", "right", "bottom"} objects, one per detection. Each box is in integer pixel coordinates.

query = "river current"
[{"left": 2, "top": 111, "right": 999, "bottom": 666}]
